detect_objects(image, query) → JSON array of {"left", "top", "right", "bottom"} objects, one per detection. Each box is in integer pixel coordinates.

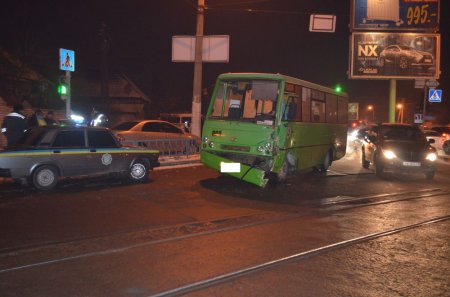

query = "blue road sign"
[
  {"left": 428, "top": 89, "right": 442, "bottom": 103},
  {"left": 59, "top": 48, "right": 75, "bottom": 72}
]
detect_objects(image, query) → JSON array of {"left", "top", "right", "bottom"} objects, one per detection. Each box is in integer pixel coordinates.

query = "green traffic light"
[
  {"left": 335, "top": 85, "right": 342, "bottom": 93},
  {"left": 58, "top": 84, "right": 67, "bottom": 95}
]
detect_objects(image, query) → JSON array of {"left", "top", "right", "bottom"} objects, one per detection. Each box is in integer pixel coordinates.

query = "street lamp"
[
  {"left": 396, "top": 103, "right": 404, "bottom": 123},
  {"left": 367, "top": 105, "right": 375, "bottom": 123}
]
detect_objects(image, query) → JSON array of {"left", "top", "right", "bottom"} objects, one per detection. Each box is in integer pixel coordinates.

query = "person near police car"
[
  {"left": 1, "top": 103, "right": 28, "bottom": 147},
  {"left": 28, "top": 109, "right": 47, "bottom": 127}
]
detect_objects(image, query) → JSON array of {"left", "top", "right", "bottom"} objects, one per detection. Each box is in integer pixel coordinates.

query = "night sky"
[{"left": 1, "top": 0, "right": 449, "bottom": 121}]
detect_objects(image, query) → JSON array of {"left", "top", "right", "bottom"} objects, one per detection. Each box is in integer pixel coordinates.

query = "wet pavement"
[{"left": 1, "top": 151, "right": 450, "bottom": 296}]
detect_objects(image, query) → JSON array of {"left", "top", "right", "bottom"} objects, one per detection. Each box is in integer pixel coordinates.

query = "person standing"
[
  {"left": 28, "top": 109, "right": 46, "bottom": 127},
  {"left": 1, "top": 104, "right": 28, "bottom": 147},
  {"left": 44, "top": 110, "right": 58, "bottom": 125}
]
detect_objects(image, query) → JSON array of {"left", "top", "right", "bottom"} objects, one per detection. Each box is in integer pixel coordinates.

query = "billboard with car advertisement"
[
  {"left": 349, "top": 32, "right": 440, "bottom": 79},
  {"left": 351, "top": 0, "right": 440, "bottom": 31}
]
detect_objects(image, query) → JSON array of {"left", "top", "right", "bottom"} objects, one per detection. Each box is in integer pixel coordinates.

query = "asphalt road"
[{"left": 0, "top": 152, "right": 449, "bottom": 296}]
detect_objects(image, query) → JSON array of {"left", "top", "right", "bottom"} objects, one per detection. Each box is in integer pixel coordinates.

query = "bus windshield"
[{"left": 209, "top": 79, "right": 280, "bottom": 125}]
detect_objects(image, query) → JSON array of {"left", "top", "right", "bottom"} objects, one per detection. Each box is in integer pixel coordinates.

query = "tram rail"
[{"left": 1, "top": 188, "right": 449, "bottom": 277}]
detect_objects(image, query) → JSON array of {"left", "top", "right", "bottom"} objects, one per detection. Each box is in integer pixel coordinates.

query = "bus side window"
[{"left": 283, "top": 96, "right": 298, "bottom": 121}]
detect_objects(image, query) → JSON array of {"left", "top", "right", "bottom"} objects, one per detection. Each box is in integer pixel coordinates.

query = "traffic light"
[
  {"left": 335, "top": 84, "right": 343, "bottom": 93},
  {"left": 58, "top": 75, "right": 68, "bottom": 99},
  {"left": 58, "top": 84, "right": 67, "bottom": 95}
]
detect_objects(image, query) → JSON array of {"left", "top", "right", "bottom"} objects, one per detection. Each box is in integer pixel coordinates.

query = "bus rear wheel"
[{"left": 317, "top": 150, "right": 332, "bottom": 173}]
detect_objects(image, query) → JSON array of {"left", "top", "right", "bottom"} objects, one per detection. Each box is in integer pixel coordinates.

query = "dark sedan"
[
  {"left": 361, "top": 123, "right": 437, "bottom": 179},
  {"left": 0, "top": 125, "right": 160, "bottom": 190}
]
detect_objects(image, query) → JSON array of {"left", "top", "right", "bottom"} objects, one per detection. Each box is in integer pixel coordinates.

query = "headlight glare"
[
  {"left": 426, "top": 152, "right": 437, "bottom": 162},
  {"left": 383, "top": 150, "right": 397, "bottom": 159}
]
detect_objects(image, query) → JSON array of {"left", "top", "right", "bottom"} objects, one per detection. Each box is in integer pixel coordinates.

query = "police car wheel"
[
  {"left": 33, "top": 165, "right": 58, "bottom": 190},
  {"left": 129, "top": 160, "right": 148, "bottom": 182}
]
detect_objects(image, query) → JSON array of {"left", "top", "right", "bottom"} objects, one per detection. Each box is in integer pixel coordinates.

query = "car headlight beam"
[
  {"left": 382, "top": 150, "right": 397, "bottom": 160},
  {"left": 426, "top": 152, "right": 437, "bottom": 162}
]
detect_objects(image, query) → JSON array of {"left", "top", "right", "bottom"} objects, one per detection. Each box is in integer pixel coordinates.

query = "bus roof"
[{"left": 217, "top": 72, "right": 348, "bottom": 98}]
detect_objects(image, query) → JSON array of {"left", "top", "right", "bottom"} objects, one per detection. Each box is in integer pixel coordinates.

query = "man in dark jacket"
[{"left": 1, "top": 104, "right": 28, "bottom": 147}]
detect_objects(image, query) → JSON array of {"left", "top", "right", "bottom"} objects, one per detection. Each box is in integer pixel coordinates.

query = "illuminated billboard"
[
  {"left": 351, "top": 0, "right": 440, "bottom": 31},
  {"left": 349, "top": 32, "right": 440, "bottom": 79}
]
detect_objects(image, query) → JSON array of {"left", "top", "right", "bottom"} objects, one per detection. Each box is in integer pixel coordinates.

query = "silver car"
[
  {"left": 112, "top": 120, "right": 200, "bottom": 155},
  {"left": 0, "top": 125, "right": 160, "bottom": 190}
]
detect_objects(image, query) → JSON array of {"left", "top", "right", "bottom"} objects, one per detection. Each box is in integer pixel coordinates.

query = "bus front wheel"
[{"left": 274, "top": 161, "right": 288, "bottom": 183}]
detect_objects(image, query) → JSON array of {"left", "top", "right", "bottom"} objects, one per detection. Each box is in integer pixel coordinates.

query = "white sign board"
[
  {"left": 426, "top": 80, "right": 439, "bottom": 88},
  {"left": 414, "top": 113, "right": 423, "bottom": 124},
  {"left": 309, "top": 14, "right": 336, "bottom": 33},
  {"left": 172, "top": 35, "right": 229, "bottom": 62},
  {"left": 414, "top": 79, "right": 425, "bottom": 89}
]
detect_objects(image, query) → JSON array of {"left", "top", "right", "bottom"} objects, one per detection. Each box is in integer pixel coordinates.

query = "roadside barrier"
[{"left": 120, "top": 138, "right": 200, "bottom": 157}]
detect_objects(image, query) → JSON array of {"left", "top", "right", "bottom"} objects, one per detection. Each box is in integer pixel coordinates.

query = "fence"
[{"left": 120, "top": 138, "right": 200, "bottom": 157}]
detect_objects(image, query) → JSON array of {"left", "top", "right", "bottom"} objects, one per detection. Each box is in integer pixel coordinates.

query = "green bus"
[{"left": 201, "top": 73, "right": 348, "bottom": 187}]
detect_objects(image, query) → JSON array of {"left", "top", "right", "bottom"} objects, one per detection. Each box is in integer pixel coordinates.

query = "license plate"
[
  {"left": 220, "top": 162, "right": 241, "bottom": 173},
  {"left": 403, "top": 162, "right": 421, "bottom": 167}
]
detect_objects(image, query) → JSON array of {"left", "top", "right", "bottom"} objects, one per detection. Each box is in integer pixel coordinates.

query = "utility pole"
[
  {"left": 389, "top": 79, "right": 396, "bottom": 123},
  {"left": 191, "top": 0, "right": 205, "bottom": 137},
  {"left": 65, "top": 71, "right": 71, "bottom": 117}
]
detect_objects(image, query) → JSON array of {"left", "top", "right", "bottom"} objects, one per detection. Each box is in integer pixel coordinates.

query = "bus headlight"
[
  {"left": 382, "top": 150, "right": 397, "bottom": 160},
  {"left": 203, "top": 136, "right": 209, "bottom": 143},
  {"left": 208, "top": 141, "right": 215, "bottom": 148},
  {"left": 257, "top": 142, "right": 273, "bottom": 154},
  {"left": 426, "top": 152, "right": 437, "bottom": 162}
]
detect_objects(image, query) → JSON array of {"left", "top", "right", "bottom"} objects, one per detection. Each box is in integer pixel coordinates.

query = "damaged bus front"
[{"left": 200, "top": 73, "right": 348, "bottom": 187}]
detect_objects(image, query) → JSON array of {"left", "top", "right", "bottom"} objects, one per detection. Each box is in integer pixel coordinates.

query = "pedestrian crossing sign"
[
  {"left": 59, "top": 48, "right": 75, "bottom": 72},
  {"left": 428, "top": 89, "right": 442, "bottom": 103}
]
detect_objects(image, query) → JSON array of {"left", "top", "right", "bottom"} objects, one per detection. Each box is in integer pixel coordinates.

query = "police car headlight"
[
  {"left": 426, "top": 152, "right": 437, "bottom": 162},
  {"left": 383, "top": 150, "right": 397, "bottom": 160}
]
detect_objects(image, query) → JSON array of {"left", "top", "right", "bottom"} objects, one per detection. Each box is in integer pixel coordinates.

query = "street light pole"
[
  {"left": 191, "top": 0, "right": 205, "bottom": 137},
  {"left": 367, "top": 105, "right": 375, "bottom": 123},
  {"left": 397, "top": 104, "right": 404, "bottom": 123}
]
